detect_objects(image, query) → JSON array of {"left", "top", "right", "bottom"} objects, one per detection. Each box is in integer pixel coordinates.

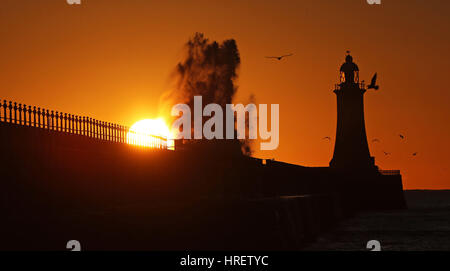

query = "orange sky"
[{"left": 0, "top": 0, "right": 449, "bottom": 189}]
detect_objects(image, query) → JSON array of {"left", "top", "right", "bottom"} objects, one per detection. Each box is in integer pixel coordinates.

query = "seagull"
[
  {"left": 265, "top": 53, "right": 293, "bottom": 61},
  {"left": 367, "top": 73, "right": 379, "bottom": 90},
  {"left": 322, "top": 136, "right": 331, "bottom": 141},
  {"left": 399, "top": 134, "right": 405, "bottom": 140},
  {"left": 372, "top": 138, "right": 380, "bottom": 143},
  {"left": 383, "top": 151, "right": 391, "bottom": 156}
]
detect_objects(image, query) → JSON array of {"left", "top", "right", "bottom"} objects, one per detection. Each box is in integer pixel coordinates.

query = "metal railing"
[
  {"left": 334, "top": 82, "right": 366, "bottom": 91},
  {"left": 0, "top": 99, "right": 167, "bottom": 149}
]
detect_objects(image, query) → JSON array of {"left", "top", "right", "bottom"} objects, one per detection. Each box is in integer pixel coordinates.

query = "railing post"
[
  {"left": 78, "top": 116, "right": 81, "bottom": 134},
  {"left": 83, "top": 117, "right": 87, "bottom": 136},
  {"left": 37, "top": 108, "right": 41, "bottom": 128},
  {"left": 111, "top": 124, "right": 114, "bottom": 142},
  {"left": 46, "top": 109, "right": 50, "bottom": 129},
  {"left": 18, "top": 103, "right": 23, "bottom": 125},
  {"left": 32, "top": 107, "right": 37, "bottom": 127},
  {"left": 73, "top": 115, "right": 76, "bottom": 134},
  {"left": 105, "top": 122, "right": 108, "bottom": 141},
  {"left": 89, "top": 118, "right": 93, "bottom": 138},
  {"left": 92, "top": 119, "right": 96, "bottom": 139},
  {"left": 83, "top": 117, "right": 86, "bottom": 136},
  {"left": 97, "top": 121, "right": 100, "bottom": 139},
  {"left": 59, "top": 112, "right": 63, "bottom": 132},
  {"left": 87, "top": 117, "right": 90, "bottom": 137},
  {"left": 41, "top": 108, "right": 44, "bottom": 128},
  {"left": 23, "top": 104, "right": 27, "bottom": 126},
  {"left": 86, "top": 117, "right": 89, "bottom": 136},
  {"left": 103, "top": 121, "right": 106, "bottom": 140},
  {"left": 89, "top": 118, "right": 94, "bottom": 137},
  {"left": 8, "top": 101, "right": 12, "bottom": 123},
  {"left": 113, "top": 124, "right": 117, "bottom": 142},
  {"left": 45, "top": 110, "right": 49, "bottom": 129},
  {"left": 93, "top": 119, "right": 96, "bottom": 138},
  {"left": 92, "top": 118, "right": 95, "bottom": 138},
  {"left": 57, "top": 111, "right": 60, "bottom": 131},
  {"left": 68, "top": 114, "right": 72, "bottom": 133},
  {"left": 81, "top": 116, "right": 84, "bottom": 135},
  {"left": 100, "top": 121, "right": 105, "bottom": 140},
  {"left": 64, "top": 113, "right": 68, "bottom": 132},
  {"left": 51, "top": 111, "right": 55, "bottom": 130},
  {"left": 107, "top": 122, "right": 110, "bottom": 141},
  {"left": 76, "top": 116, "right": 80, "bottom": 134},
  {"left": 73, "top": 116, "right": 77, "bottom": 134},
  {"left": 59, "top": 113, "right": 62, "bottom": 132},
  {"left": 79, "top": 116, "right": 82, "bottom": 135},
  {"left": 13, "top": 102, "right": 17, "bottom": 124},
  {"left": 1, "top": 100, "right": 5, "bottom": 122},
  {"left": 44, "top": 109, "right": 48, "bottom": 129},
  {"left": 99, "top": 121, "right": 102, "bottom": 140},
  {"left": 27, "top": 106, "right": 32, "bottom": 126},
  {"left": 57, "top": 112, "right": 61, "bottom": 131},
  {"left": 99, "top": 121, "right": 103, "bottom": 140},
  {"left": 45, "top": 110, "right": 48, "bottom": 129},
  {"left": 55, "top": 111, "right": 59, "bottom": 131}
]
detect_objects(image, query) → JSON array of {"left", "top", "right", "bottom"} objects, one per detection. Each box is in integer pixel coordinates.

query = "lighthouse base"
[{"left": 334, "top": 170, "right": 407, "bottom": 212}]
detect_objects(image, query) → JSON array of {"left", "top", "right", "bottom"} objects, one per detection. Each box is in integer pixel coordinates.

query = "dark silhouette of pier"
[{"left": 0, "top": 54, "right": 406, "bottom": 250}]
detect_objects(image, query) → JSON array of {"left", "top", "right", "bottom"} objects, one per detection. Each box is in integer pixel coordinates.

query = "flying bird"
[
  {"left": 399, "top": 134, "right": 405, "bottom": 140},
  {"left": 322, "top": 136, "right": 331, "bottom": 141},
  {"left": 412, "top": 152, "right": 418, "bottom": 156},
  {"left": 367, "top": 73, "right": 379, "bottom": 90},
  {"left": 383, "top": 151, "right": 391, "bottom": 156},
  {"left": 372, "top": 138, "right": 380, "bottom": 143},
  {"left": 265, "top": 53, "right": 294, "bottom": 61}
]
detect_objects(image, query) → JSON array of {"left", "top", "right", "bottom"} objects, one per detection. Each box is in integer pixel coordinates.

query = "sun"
[{"left": 127, "top": 118, "right": 174, "bottom": 149}]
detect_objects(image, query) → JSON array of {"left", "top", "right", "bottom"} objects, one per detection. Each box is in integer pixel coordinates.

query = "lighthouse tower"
[{"left": 330, "top": 53, "right": 377, "bottom": 171}]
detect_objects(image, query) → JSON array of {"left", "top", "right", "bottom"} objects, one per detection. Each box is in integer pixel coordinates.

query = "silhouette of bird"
[
  {"left": 372, "top": 138, "right": 380, "bottom": 143},
  {"left": 322, "top": 136, "right": 331, "bottom": 141},
  {"left": 367, "top": 73, "right": 379, "bottom": 90},
  {"left": 265, "top": 53, "right": 293, "bottom": 61},
  {"left": 399, "top": 134, "right": 405, "bottom": 140},
  {"left": 383, "top": 151, "right": 391, "bottom": 156},
  {"left": 412, "top": 152, "right": 418, "bottom": 156}
]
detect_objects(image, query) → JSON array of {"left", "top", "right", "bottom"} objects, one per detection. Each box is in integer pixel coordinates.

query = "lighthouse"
[{"left": 330, "top": 52, "right": 377, "bottom": 171}]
